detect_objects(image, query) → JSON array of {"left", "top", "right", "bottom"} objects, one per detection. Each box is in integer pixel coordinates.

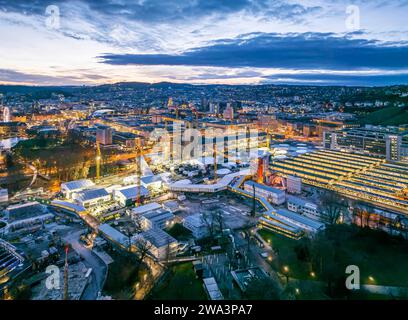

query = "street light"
[
  {"left": 283, "top": 266, "right": 289, "bottom": 285},
  {"left": 310, "top": 271, "right": 316, "bottom": 278},
  {"left": 368, "top": 276, "right": 375, "bottom": 283}
]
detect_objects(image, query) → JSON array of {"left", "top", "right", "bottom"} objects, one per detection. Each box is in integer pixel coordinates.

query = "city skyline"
[{"left": 1, "top": 0, "right": 408, "bottom": 86}]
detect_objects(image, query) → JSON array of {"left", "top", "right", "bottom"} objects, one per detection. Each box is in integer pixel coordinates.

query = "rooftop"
[
  {"left": 77, "top": 188, "right": 110, "bottom": 202},
  {"left": 245, "top": 181, "right": 285, "bottom": 195},
  {"left": 140, "top": 228, "right": 177, "bottom": 248},
  {"left": 274, "top": 208, "right": 325, "bottom": 230},
  {"left": 115, "top": 185, "right": 149, "bottom": 199},
  {"left": 132, "top": 202, "right": 162, "bottom": 215},
  {"left": 62, "top": 179, "right": 95, "bottom": 191},
  {"left": 98, "top": 224, "right": 129, "bottom": 247}
]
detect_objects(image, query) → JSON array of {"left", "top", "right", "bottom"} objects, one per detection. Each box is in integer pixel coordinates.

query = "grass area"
[
  {"left": 259, "top": 225, "right": 408, "bottom": 287},
  {"left": 258, "top": 229, "right": 313, "bottom": 280},
  {"left": 360, "top": 106, "right": 408, "bottom": 125},
  {"left": 102, "top": 249, "right": 142, "bottom": 300},
  {"left": 334, "top": 227, "right": 408, "bottom": 286},
  {"left": 165, "top": 223, "right": 192, "bottom": 241},
  {"left": 149, "top": 262, "right": 207, "bottom": 300}
]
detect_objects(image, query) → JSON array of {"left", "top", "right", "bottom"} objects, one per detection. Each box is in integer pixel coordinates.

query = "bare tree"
[
  {"left": 132, "top": 237, "right": 153, "bottom": 275},
  {"left": 245, "top": 277, "right": 281, "bottom": 300},
  {"left": 320, "top": 192, "right": 344, "bottom": 225},
  {"left": 201, "top": 211, "right": 215, "bottom": 239}
]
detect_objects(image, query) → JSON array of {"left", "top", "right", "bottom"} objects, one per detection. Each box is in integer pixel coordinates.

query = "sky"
[{"left": 0, "top": 0, "right": 407, "bottom": 86}]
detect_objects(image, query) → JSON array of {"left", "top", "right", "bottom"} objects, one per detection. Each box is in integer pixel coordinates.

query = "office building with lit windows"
[{"left": 323, "top": 125, "right": 408, "bottom": 162}]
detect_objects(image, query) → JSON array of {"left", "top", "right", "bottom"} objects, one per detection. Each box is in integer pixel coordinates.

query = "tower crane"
[
  {"left": 63, "top": 244, "right": 69, "bottom": 300},
  {"left": 213, "top": 142, "right": 218, "bottom": 182},
  {"left": 95, "top": 141, "right": 102, "bottom": 181},
  {"left": 135, "top": 137, "right": 143, "bottom": 207}
]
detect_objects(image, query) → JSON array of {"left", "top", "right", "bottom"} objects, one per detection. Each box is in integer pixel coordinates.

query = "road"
[
  {"left": 234, "top": 229, "right": 284, "bottom": 289},
  {"left": 63, "top": 230, "right": 108, "bottom": 300}
]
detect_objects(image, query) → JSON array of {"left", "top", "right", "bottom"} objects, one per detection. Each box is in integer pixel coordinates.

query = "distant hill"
[{"left": 360, "top": 106, "right": 408, "bottom": 126}]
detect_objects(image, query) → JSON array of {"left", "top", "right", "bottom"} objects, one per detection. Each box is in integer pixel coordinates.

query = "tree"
[
  {"left": 294, "top": 238, "right": 311, "bottom": 262},
  {"left": 310, "top": 231, "right": 344, "bottom": 297},
  {"left": 201, "top": 208, "right": 224, "bottom": 240},
  {"left": 132, "top": 236, "right": 153, "bottom": 276},
  {"left": 245, "top": 277, "right": 281, "bottom": 300},
  {"left": 321, "top": 191, "right": 345, "bottom": 225}
]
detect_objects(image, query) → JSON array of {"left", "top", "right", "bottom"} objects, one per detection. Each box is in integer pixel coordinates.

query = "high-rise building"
[
  {"left": 209, "top": 102, "right": 218, "bottom": 114},
  {"left": 386, "top": 134, "right": 402, "bottom": 161},
  {"left": 167, "top": 97, "right": 174, "bottom": 108},
  {"left": 96, "top": 126, "right": 113, "bottom": 145},
  {"left": 200, "top": 97, "right": 209, "bottom": 112},
  {"left": 223, "top": 103, "right": 234, "bottom": 120},
  {"left": 0, "top": 188, "right": 8, "bottom": 203},
  {"left": 286, "top": 175, "right": 302, "bottom": 194},
  {"left": 3, "top": 107, "right": 10, "bottom": 122}
]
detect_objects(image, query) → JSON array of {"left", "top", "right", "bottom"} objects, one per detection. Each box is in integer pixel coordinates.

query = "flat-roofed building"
[
  {"left": 244, "top": 181, "right": 285, "bottom": 205},
  {"left": 0, "top": 188, "right": 8, "bottom": 203},
  {"left": 113, "top": 185, "right": 149, "bottom": 206},
  {"left": 131, "top": 202, "right": 162, "bottom": 216},
  {"left": 162, "top": 200, "right": 180, "bottom": 213},
  {"left": 96, "top": 125, "right": 113, "bottom": 145},
  {"left": 324, "top": 125, "right": 408, "bottom": 161},
  {"left": 98, "top": 223, "right": 130, "bottom": 248},
  {"left": 134, "top": 228, "right": 178, "bottom": 260},
  {"left": 270, "top": 149, "right": 408, "bottom": 214},
  {"left": 258, "top": 212, "right": 304, "bottom": 240},
  {"left": 286, "top": 175, "right": 302, "bottom": 194},
  {"left": 203, "top": 277, "right": 224, "bottom": 300},
  {"left": 141, "top": 175, "right": 163, "bottom": 191},
  {"left": 73, "top": 188, "right": 111, "bottom": 208},
  {"left": 141, "top": 209, "right": 175, "bottom": 230},
  {"left": 61, "top": 179, "right": 95, "bottom": 199},
  {"left": 183, "top": 214, "right": 209, "bottom": 239},
  {"left": 3, "top": 202, "right": 54, "bottom": 234},
  {"left": 287, "top": 196, "right": 324, "bottom": 221},
  {"left": 275, "top": 208, "right": 325, "bottom": 234}
]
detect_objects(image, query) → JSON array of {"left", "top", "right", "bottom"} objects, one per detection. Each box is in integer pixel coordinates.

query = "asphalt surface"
[{"left": 63, "top": 230, "right": 108, "bottom": 300}]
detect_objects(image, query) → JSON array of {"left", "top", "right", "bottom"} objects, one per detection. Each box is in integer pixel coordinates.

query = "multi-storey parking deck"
[{"left": 271, "top": 150, "right": 408, "bottom": 215}]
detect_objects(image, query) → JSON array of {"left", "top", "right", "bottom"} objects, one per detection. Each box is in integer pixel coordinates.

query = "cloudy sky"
[{"left": 0, "top": 0, "right": 407, "bottom": 86}]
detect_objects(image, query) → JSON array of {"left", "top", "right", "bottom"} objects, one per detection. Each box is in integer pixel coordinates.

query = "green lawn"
[
  {"left": 258, "top": 229, "right": 313, "bottom": 280},
  {"left": 259, "top": 226, "right": 408, "bottom": 287},
  {"left": 102, "top": 250, "right": 142, "bottom": 300},
  {"left": 149, "top": 262, "right": 207, "bottom": 300}
]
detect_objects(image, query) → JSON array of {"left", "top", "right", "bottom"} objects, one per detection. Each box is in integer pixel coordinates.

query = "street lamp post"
[{"left": 283, "top": 266, "right": 289, "bottom": 285}]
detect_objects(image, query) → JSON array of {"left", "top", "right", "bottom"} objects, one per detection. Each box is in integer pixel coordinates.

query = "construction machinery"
[
  {"left": 63, "top": 244, "right": 69, "bottom": 300},
  {"left": 213, "top": 142, "right": 218, "bottom": 182},
  {"left": 95, "top": 141, "right": 102, "bottom": 181},
  {"left": 265, "top": 129, "right": 273, "bottom": 149},
  {"left": 135, "top": 138, "right": 142, "bottom": 207}
]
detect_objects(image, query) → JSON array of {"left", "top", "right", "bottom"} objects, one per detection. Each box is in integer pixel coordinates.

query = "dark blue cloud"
[
  {"left": 0, "top": 69, "right": 107, "bottom": 85},
  {"left": 99, "top": 32, "right": 408, "bottom": 70},
  {"left": 264, "top": 73, "right": 408, "bottom": 86},
  {"left": 0, "top": 0, "right": 320, "bottom": 24}
]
